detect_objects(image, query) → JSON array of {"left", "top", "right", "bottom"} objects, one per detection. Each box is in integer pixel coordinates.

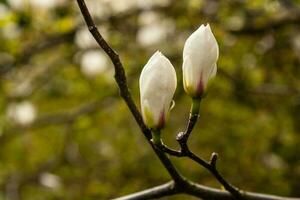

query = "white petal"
[
  {"left": 140, "top": 51, "right": 177, "bottom": 128},
  {"left": 209, "top": 63, "right": 217, "bottom": 79},
  {"left": 182, "top": 23, "right": 219, "bottom": 96},
  {"left": 183, "top": 55, "right": 196, "bottom": 94}
]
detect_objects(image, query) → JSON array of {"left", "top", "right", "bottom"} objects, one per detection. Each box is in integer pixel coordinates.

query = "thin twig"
[
  {"left": 158, "top": 99, "right": 243, "bottom": 199},
  {"left": 187, "top": 150, "right": 242, "bottom": 199},
  {"left": 159, "top": 143, "right": 242, "bottom": 199},
  {"left": 176, "top": 99, "right": 201, "bottom": 145}
]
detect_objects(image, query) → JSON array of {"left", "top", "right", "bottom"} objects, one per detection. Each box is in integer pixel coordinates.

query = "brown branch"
[
  {"left": 77, "top": 0, "right": 147, "bottom": 138},
  {"left": 187, "top": 150, "right": 242, "bottom": 199},
  {"left": 76, "top": 0, "right": 184, "bottom": 184},
  {"left": 148, "top": 98, "right": 242, "bottom": 198},
  {"left": 115, "top": 180, "right": 300, "bottom": 200},
  {"left": 157, "top": 100, "right": 242, "bottom": 199},
  {"left": 114, "top": 181, "right": 178, "bottom": 200}
]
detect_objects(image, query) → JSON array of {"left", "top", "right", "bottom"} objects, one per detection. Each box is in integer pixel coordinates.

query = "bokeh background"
[{"left": 0, "top": 0, "right": 300, "bottom": 199}]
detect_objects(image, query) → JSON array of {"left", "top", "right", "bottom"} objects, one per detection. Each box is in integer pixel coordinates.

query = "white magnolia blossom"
[
  {"left": 182, "top": 24, "right": 219, "bottom": 98},
  {"left": 139, "top": 51, "right": 177, "bottom": 129}
]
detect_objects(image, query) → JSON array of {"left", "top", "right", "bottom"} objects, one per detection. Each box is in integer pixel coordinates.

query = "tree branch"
[
  {"left": 76, "top": 0, "right": 184, "bottom": 184},
  {"left": 113, "top": 181, "right": 178, "bottom": 200},
  {"left": 115, "top": 180, "right": 300, "bottom": 200},
  {"left": 157, "top": 100, "right": 242, "bottom": 199}
]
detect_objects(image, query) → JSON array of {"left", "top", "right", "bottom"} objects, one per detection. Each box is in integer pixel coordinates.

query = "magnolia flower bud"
[
  {"left": 139, "top": 51, "right": 177, "bottom": 130},
  {"left": 182, "top": 24, "right": 219, "bottom": 98}
]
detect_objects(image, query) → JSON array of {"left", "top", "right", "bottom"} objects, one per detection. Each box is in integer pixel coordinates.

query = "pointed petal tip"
[
  {"left": 153, "top": 50, "right": 161, "bottom": 55},
  {"left": 196, "top": 24, "right": 212, "bottom": 33},
  {"left": 204, "top": 23, "right": 212, "bottom": 30},
  {"left": 154, "top": 50, "right": 165, "bottom": 58},
  {"left": 149, "top": 51, "right": 162, "bottom": 62},
  {"left": 198, "top": 24, "right": 205, "bottom": 30}
]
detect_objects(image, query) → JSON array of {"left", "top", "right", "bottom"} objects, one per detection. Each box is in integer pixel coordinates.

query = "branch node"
[
  {"left": 88, "top": 25, "right": 97, "bottom": 32},
  {"left": 190, "top": 113, "right": 200, "bottom": 119},
  {"left": 176, "top": 131, "right": 185, "bottom": 141},
  {"left": 209, "top": 152, "right": 218, "bottom": 168}
]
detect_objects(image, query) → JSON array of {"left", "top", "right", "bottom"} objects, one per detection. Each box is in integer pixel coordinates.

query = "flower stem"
[
  {"left": 191, "top": 98, "right": 201, "bottom": 115},
  {"left": 152, "top": 129, "right": 162, "bottom": 147}
]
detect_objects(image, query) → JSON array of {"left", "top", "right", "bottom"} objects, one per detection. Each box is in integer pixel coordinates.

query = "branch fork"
[{"left": 151, "top": 100, "right": 243, "bottom": 199}]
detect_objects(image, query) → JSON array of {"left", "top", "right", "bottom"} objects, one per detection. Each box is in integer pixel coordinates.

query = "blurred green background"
[{"left": 0, "top": 0, "right": 300, "bottom": 199}]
